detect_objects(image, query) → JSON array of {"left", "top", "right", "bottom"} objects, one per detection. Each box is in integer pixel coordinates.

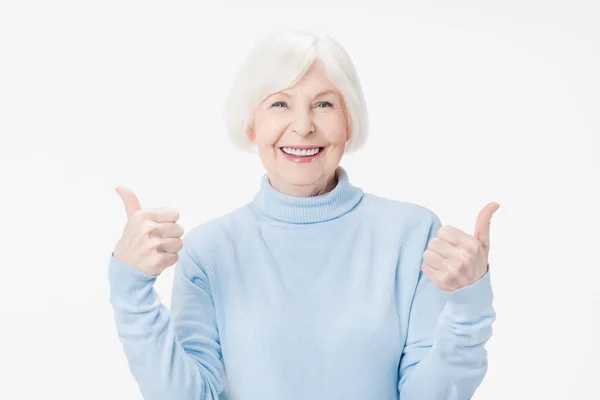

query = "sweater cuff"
[
  {"left": 108, "top": 253, "right": 157, "bottom": 296},
  {"left": 442, "top": 264, "right": 494, "bottom": 318}
]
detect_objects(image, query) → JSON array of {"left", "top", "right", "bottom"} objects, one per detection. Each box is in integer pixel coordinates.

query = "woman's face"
[{"left": 249, "top": 59, "right": 350, "bottom": 196}]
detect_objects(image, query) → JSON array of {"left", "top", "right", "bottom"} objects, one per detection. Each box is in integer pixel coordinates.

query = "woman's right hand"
[{"left": 112, "top": 186, "right": 184, "bottom": 277}]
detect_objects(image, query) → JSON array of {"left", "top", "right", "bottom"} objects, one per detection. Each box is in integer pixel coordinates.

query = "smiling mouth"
[{"left": 279, "top": 147, "right": 324, "bottom": 157}]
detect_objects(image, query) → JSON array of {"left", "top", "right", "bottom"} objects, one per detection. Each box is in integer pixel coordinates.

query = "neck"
[
  {"left": 252, "top": 166, "right": 364, "bottom": 224},
  {"left": 268, "top": 172, "right": 338, "bottom": 197}
]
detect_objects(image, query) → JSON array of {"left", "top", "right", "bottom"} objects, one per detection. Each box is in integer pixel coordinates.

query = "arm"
[
  {"left": 108, "top": 243, "right": 224, "bottom": 400},
  {"left": 397, "top": 213, "right": 496, "bottom": 400}
]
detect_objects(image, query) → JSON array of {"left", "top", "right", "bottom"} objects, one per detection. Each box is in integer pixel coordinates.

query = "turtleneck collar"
[{"left": 251, "top": 166, "right": 364, "bottom": 224}]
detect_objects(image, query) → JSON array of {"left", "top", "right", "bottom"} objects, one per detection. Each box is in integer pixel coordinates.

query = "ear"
[
  {"left": 247, "top": 126, "right": 256, "bottom": 143},
  {"left": 341, "top": 101, "right": 352, "bottom": 143},
  {"left": 344, "top": 115, "right": 352, "bottom": 143}
]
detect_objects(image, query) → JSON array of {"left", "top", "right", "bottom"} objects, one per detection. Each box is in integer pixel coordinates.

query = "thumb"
[
  {"left": 114, "top": 185, "right": 142, "bottom": 218},
  {"left": 474, "top": 202, "right": 500, "bottom": 248}
]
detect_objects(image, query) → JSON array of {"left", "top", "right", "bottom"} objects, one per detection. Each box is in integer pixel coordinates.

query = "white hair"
[{"left": 222, "top": 29, "right": 369, "bottom": 153}]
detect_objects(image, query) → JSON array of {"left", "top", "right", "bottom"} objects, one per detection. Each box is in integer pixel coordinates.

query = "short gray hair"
[{"left": 222, "top": 29, "right": 369, "bottom": 153}]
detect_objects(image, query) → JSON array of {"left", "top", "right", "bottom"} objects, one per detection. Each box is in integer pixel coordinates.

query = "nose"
[{"left": 290, "top": 107, "right": 315, "bottom": 136}]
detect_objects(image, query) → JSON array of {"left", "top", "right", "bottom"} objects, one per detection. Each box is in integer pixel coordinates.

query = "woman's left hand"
[{"left": 422, "top": 202, "right": 500, "bottom": 292}]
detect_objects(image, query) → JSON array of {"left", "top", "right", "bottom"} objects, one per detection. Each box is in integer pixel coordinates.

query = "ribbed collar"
[{"left": 251, "top": 166, "right": 364, "bottom": 224}]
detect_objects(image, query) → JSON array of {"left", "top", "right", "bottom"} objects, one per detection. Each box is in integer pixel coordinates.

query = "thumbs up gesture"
[
  {"left": 112, "top": 186, "right": 184, "bottom": 277},
  {"left": 422, "top": 202, "right": 500, "bottom": 292}
]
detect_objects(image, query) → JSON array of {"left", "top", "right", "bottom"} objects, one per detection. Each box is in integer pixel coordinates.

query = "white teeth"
[{"left": 282, "top": 147, "right": 321, "bottom": 156}]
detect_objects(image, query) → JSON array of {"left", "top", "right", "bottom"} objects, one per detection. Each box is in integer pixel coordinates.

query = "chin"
[
  {"left": 277, "top": 168, "right": 327, "bottom": 186},
  {"left": 260, "top": 145, "right": 343, "bottom": 188},
  {"left": 282, "top": 172, "right": 326, "bottom": 186}
]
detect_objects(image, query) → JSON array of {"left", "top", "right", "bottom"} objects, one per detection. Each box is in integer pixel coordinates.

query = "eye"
[
  {"left": 316, "top": 101, "right": 333, "bottom": 108},
  {"left": 270, "top": 101, "right": 287, "bottom": 108}
]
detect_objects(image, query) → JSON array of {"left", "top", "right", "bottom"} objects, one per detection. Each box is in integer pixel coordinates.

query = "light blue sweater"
[{"left": 108, "top": 166, "right": 495, "bottom": 400}]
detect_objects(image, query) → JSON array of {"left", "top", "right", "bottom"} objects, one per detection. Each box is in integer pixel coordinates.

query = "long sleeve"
[
  {"left": 107, "top": 243, "right": 224, "bottom": 400},
  {"left": 397, "top": 213, "right": 496, "bottom": 400}
]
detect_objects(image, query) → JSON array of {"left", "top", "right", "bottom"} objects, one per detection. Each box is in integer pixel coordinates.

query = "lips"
[
  {"left": 279, "top": 146, "right": 325, "bottom": 163},
  {"left": 280, "top": 146, "right": 323, "bottom": 156}
]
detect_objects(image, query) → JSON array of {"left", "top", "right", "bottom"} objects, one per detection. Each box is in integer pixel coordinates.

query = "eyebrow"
[
  {"left": 312, "top": 89, "right": 338, "bottom": 98},
  {"left": 276, "top": 89, "right": 338, "bottom": 99}
]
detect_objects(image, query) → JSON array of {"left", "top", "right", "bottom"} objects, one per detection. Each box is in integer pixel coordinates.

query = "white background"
[{"left": 1, "top": 1, "right": 598, "bottom": 399}]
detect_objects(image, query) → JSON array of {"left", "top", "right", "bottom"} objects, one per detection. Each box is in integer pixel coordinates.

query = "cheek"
[
  {"left": 253, "top": 116, "right": 286, "bottom": 146},
  {"left": 320, "top": 113, "right": 348, "bottom": 144}
]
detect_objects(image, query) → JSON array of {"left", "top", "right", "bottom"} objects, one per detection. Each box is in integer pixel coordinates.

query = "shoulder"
[
  {"left": 358, "top": 192, "right": 441, "bottom": 240},
  {"left": 182, "top": 204, "right": 256, "bottom": 268}
]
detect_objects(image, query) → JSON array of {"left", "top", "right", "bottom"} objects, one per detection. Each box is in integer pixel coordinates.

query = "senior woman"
[{"left": 108, "top": 30, "right": 499, "bottom": 400}]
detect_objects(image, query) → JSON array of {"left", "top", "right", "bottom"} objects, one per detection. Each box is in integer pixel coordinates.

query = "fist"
[
  {"left": 112, "top": 186, "right": 184, "bottom": 277},
  {"left": 422, "top": 202, "right": 499, "bottom": 292}
]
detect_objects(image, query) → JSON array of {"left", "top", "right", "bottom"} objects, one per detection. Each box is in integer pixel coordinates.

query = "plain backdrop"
[{"left": 1, "top": 1, "right": 598, "bottom": 399}]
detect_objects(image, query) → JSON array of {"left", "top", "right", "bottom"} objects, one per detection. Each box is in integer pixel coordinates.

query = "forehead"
[
  {"left": 295, "top": 60, "right": 332, "bottom": 86},
  {"left": 278, "top": 59, "right": 339, "bottom": 97}
]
